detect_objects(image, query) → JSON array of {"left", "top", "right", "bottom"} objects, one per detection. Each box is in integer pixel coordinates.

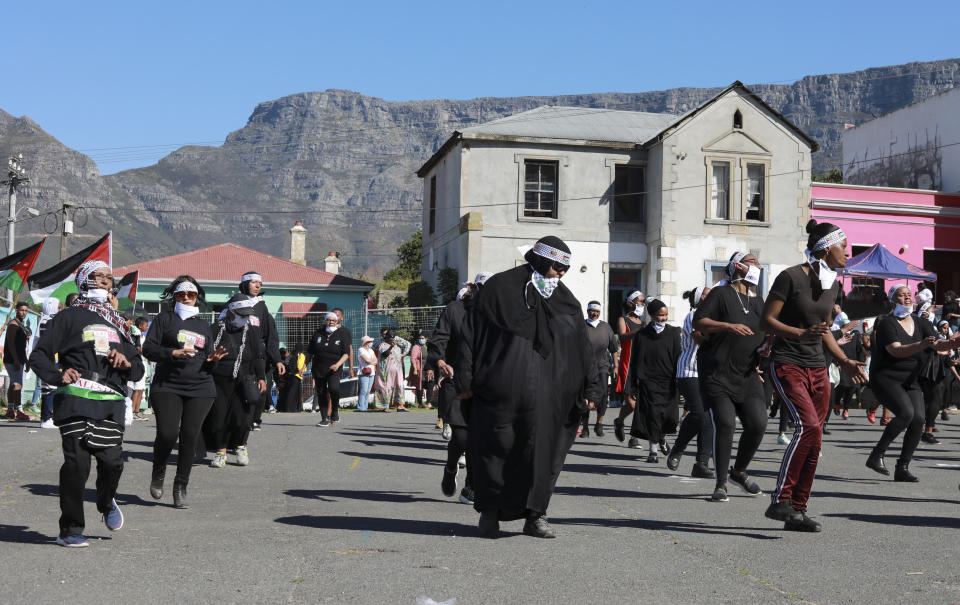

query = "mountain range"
[{"left": 1, "top": 58, "right": 959, "bottom": 278}]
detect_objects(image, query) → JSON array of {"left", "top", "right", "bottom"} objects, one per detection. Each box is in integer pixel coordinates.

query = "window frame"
[
  {"left": 428, "top": 175, "right": 437, "bottom": 234},
  {"left": 741, "top": 158, "right": 770, "bottom": 222},
  {"left": 705, "top": 157, "right": 733, "bottom": 220},
  {"left": 515, "top": 153, "right": 568, "bottom": 223},
  {"left": 611, "top": 163, "right": 646, "bottom": 224},
  {"left": 523, "top": 159, "right": 559, "bottom": 219}
]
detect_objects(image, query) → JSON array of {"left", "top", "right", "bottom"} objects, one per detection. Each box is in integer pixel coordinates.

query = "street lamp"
[{"left": 2, "top": 154, "right": 31, "bottom": 255}]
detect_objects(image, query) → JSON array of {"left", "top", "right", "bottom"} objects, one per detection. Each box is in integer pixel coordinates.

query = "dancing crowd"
[{"left": 20, "top": 218, "right": 960, "bottom": 547}]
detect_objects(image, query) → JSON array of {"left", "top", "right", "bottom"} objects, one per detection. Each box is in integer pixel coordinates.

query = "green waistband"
[{"left": 56, "top": 385, "right": 126, "bottom": 401}]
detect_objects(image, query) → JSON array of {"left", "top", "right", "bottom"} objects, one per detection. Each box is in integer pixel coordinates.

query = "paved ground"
[{"left": 1, "top": 408, "right": 959, "bottom": 604}]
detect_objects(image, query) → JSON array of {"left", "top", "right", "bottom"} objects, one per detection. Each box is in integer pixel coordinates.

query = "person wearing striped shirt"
[{"left": 666, "top": 286, "right": 715, "bottom": 478}]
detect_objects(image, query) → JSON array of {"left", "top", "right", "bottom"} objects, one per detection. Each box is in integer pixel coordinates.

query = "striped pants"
[{"left": 769, "top": 362, "right": 831, "bottom": 512}]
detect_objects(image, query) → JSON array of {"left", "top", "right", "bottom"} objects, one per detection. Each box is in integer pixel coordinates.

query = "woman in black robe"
[
  {"left": 629, "top": 299, "right": 681, "bottom": 464},
  {"left": 456, "top": 236, "right": 601, "bottom": 539}
]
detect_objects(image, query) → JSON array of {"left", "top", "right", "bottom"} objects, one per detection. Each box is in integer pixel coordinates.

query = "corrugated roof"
[
  {"left": 114, "top": 243, "right": 373, "bottom": 289},
  {"left": 461, "top": 106, "right": 678, "bottom": 144}
]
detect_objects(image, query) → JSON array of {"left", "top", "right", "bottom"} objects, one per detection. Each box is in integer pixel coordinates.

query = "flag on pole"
[
  {"left": 0, "top": 239, "right": 45, "bottom": 293},
  {"left": 28, "top": 233, "right": 111, "bottom": 304},
  {"left": 115, "top": 270, "right": 138, "bottom": 312}
]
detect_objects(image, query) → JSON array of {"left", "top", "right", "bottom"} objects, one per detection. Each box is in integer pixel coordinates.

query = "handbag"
[
  {"left": 361, "top": 366, "right": 374, "bottom": 376},
  {"left": 241, "top": 375, "right": 262, "bottom": 405}
]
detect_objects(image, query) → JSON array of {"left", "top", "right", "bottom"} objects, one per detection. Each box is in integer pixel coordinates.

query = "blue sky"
[{"left": 5, "top": 0, "right": 959, "bottom": 173}]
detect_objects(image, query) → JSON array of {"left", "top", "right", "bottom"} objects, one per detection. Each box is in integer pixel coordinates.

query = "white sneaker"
[
  {"left": 211, "top": 452, "right": 227, "bottom": 468},
  {"left": 458, "top": 454, "right": 466, "bottom": 469},
  {"left": 40, "top": 418, "right": 57, "bottom": 429},
  {"left": 236, "top": 446, "right": 249, "bottom": 466}
]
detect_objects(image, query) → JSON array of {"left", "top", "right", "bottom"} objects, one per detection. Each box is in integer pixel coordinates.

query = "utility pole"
[
  {"left": 2, "top": 154, "right": 30, "bottom": 255},
  {"left": 60, "top": 202, "right": 73, "bottom": 260}
]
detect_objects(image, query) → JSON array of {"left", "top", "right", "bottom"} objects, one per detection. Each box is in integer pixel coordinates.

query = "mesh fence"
[{"left": 274, "top": 306, "right": 446, "bottom": 351}]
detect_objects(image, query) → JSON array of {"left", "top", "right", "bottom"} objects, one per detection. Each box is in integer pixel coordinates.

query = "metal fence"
[{"left": 274, "top": 305, "right": 445, "bottom": 352}]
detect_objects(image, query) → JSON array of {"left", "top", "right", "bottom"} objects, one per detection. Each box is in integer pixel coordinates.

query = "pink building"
[{"left": 811, "top": 183, "right": 960, "bottom": 300}]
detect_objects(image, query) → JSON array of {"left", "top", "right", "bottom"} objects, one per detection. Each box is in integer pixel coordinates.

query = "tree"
[
  {"left": 813, "top": 169, "right": 842, "bottom": 184},
  {"left": 382, "top": 230, "right": 422, "bottom": 285},
  {"left": 407, "top": 280, "right": 437, "bottom": 307},
  {"left": 436, "top": 267, "right": 460, "bottom": 304}
]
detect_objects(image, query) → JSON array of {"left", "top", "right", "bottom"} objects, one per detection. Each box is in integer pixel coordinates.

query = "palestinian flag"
[
  {"left": 28, "top": 233, "right": 111, "bottom": 304},
  {"left": 115, "top": 271, "right": 138, "bottom": 312},
  {"left": 0, "top": 239, "right": 45, "bottom": 293}
]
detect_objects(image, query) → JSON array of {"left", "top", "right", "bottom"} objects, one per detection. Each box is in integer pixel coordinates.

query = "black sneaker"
[
  {"left": 613, "top": 418, "right": 626, "bottom": 442},
  {"left": 579, "top": 426, "right": 588, "bottom": 439},
  {"left": 316, "top": 419, "right": 331, "bottom": 427},
  {"left": 822, "top": 426, "right": 831, "bottom": 435},
  {"left": 441, "top": 467, "right": 457, "bottom": 496},
  {"left": 522, "top": 515, "right": 556, "bottom": 539},
  {"left": 728, "top": 468, "right": 762, "bottom": 495},
  {"left": 666, "top": 448, "right": 681, "bottom": 471},
  {"left": 941, "top": 410, "right": 950, "bottom": 422},
  {"left": 458, "top": 486, "right": 474, "bottom": 504},
  {"left": 691, "top": 462, "right": 715, "bottom": 479},
  {"left": 784, "top": 513, "right": 822, "bottom": 532},
  {"left": 251, "top": 422, "right": 261, "bottom": 432},
  {"left": 594, "top": 422, "right": 604, "bottom": 437},
  {"left": 658, "top": 440, "right": 669, "bottom": 455},
  {"left": 921, "top": 433, "right": 940, "bottom": 445},
  {"left": 646, "top": 453, "right": 659, "bottom": 464},
  {"left": 765, "top": 500, "right": 803, "bottom": 522},
  {"left": 627, "top": 437, "right": 642, "bottom": 449},
  {"left": 711, "top": 486, "right": 729, "bottom": 502}
]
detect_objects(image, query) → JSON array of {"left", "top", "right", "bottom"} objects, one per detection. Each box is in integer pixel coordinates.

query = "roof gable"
[
  {"left": 702, "top": 129, "right": 771, "bottom": 155},
  {"left": 114, "top": 243, "right": 372, "bottom": 289}
]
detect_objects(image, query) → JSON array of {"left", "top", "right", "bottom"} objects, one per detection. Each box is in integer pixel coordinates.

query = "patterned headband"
[
  {"left": 812, "top": 229, "right": 846, "bottom": 252},
  {"left": 76, "top": 260, "right": 109, "bottom": 291},
  {"left": 726, "top": 251, "right": 746, "bottom": 277},
  {"left": 241, "top": 272, "right": 263, "bottom": 283},
  {"left": 587, "top": 303, "right": 601, "bottom": 311},
  {"left": 532, "top": 242, "right": 572, "bottom": 266},
  {"left": 627, "top": 291, "right": 644, "bottom": 302},
  {"left": 174, "top": 281, "right": 198, "bottom": 294},
  {"left": 228, "top": 298, "right": 258, "bottom": 311}
]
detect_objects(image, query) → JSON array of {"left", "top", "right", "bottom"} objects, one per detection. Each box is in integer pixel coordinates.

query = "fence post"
[{"left": 363, "top": 296, "right": 368, "bottom": 339}]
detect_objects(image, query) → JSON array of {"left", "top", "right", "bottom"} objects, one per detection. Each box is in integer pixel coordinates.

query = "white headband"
[
  {"left": 241, "top": 273, "right": 263, "bottom": 283},
  {"left": 888, "top": 285, "right": 907, "bottom": 302},
  {"left": 694, "top": 285, "right": 706, "bottom": 305},
  {"left": 325, "top": 312, "right": 338, "bottom": 321},
  {"left": 228, "top": 298, "right": 258, "bottom": 311},
  {"left": 812, "top": 229, "right": 846, "bottom": 252},
  {"left": 726, "top": 252, "right": 746, "bottom": 277},
  {"left": 174, "top": 281, "right": 198, "bottom": 294},
  {"left": 627, "top": 291, "right": 644, "bottom": 303},
  {"left": 531, "top": 241, "right": 572, "bottom": 266},
  {"left": 587, "top": 303, "right": 602, "bottom": 311}
]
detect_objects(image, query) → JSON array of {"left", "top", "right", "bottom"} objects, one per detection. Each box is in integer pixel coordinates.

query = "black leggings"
[
  {"left": 210, "top": 375, "right": 254, "bottom": 450},
  {"left": 870, "top": 374, "right": 924, "bottom": 466},
  {"left": 920, "top": 380, "right": 944, "bottom": 429},
  {"left": 672, "top": 378, "right": 713, "bottom": 466},
  {"left": 446, "top": 425, "right": 472, "bottom": 489},
  {"left": 314, "top": 371, "right": 341, "bottom": 420},
  {"left": 152, "top": 392, "right": 214, "bottom": 486},
  {"left": 702, "top": 378, "right": 767, "bottom": 486}
]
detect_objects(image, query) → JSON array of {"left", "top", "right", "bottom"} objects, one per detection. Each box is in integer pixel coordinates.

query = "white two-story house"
[{"left": 417, "top": 82, "right": 818, "bottom": 323}]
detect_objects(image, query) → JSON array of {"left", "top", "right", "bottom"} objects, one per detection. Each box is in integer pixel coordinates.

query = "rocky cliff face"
[{"left": 2, "top": 59, "right": 959, "bottom": 277}]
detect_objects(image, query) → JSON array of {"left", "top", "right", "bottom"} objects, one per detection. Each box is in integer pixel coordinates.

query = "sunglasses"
[
  {"left": 174, "top": 291, "right": 198, "bottom": 299},
  {"left": 551, "top": 262, "right": 570, "bottom": 274}
]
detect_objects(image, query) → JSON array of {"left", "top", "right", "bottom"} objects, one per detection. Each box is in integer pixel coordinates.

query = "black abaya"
[
  {"left": 629, "top": 324, "right": 681, "bottom": 442},
  {"left": 456, "top": 265, "right": 601, "bottom": 521}
]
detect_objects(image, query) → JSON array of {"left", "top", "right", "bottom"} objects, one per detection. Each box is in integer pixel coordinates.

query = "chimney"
[
  {"left": 289, "top": 220, "right": 307, "bottom": 265},
  {"left": 324, "top": 251, "right": 341, "bottom": 275}
]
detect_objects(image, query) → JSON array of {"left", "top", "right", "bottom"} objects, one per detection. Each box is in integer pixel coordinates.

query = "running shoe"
[
  {"left": 251, "top": 422, "right": 261, "bottom": 432},
  {"left": 613, "top": 418, "right": 626, "bottom": 442},
  {"left": 628, "top": 437, "right": 642, "bottom": 449},
  {"left": 842, "top": 410, "right": 849, "bottom": 420},
  {"left": 728, "top": 468, "right": 762, "bottom": 495},
  {"left": 711, "top": 486, "right": 729, "bottom": 502},
  {"left": 267, "top": 407, "right": 277, "bottom": 414},
  {"left": 459, "top": 486, "right": 474, "bottom": 504},
  {"left": 236, "top": 446, "right": 249, "bottom": 466},
  {"left": 776, "top": 433, "right": 791, "bottom": 446},
  {"left": 397, "top": 406, "right": 409, "bottom": 412},
  {"left": 866, "top": 409, "right": 876, "bottom": 424},
  {"left": 765, "top": 500, "right": 803, "bottom": 522},
  {"left": 142, "top": 408, "right": 154, "bottom": 415},
  {"left": 103, "top": 499, "right": 124, "bottom": 531},
  {"left": 921, "top": 433, "right": 940, "bottom": 445},
  {"left": 441, "top": 424, "right": 453, "bottom": 442},
  {"left": 441, "top": 467, "right": 457, "bottom": 497},
  {"left": 40, "top": 418, "right": 57, "bottom": 429},
  {"left": 56, "top": 534, "right": 89, "bottom": 548},
  {"left": 784, "top": 513, "right": 822, "bottom": 532},
  {"left": 211, "top": 452, "right": 227, "bottom": 468},
  {"left": 14, "top": 409, "right": 32, "bottom": 421},
  {"left": 458, "top": 454, "right": 466, "bottom": 469},
  {"left": 317, "top": 419, "right": 331, "bottom": 427},
  {"left": 691, "top": 463, "right": 715, "bottom": 479}
]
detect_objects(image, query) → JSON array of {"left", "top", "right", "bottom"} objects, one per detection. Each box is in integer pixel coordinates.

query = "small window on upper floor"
[
  {"left": 733, "top": 110, "right": 743, "bottom": 129},
  {"left": 428, "top": 175, "right": 437, "bottom": 234},
  {"left": 710, "top": 161, "right": 730, "bottom": 219},
  {"left": 613, "top": 164, "right": 645, "bottom": 223},
  {"left": 745, "top": 163, "right": 765, "bottom": 221},
  {"left": 524, "top": 160, "right": 558, "bottom": 218}
]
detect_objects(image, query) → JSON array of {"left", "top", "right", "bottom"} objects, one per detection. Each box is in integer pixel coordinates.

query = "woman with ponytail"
[{"left": 761, "top": 220, "right": 866, "bottom": 532}]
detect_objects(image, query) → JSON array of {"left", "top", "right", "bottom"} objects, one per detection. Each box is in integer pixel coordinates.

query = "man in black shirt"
[
  {"left": 3, "top": 302, "right": 30, "bottom": 420},
  {"left": 942, "top": 291, "right": 960, "bottom": 332},
  {"left": 238, "top": 271, "right": 283, "bottom": 430},
  {"left": 30, "top": 260, "right": 144, "bottom": 547}
]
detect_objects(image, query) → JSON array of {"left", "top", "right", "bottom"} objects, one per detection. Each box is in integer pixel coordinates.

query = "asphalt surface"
[{"left": 1, "top": 407, "right": 959, "bottom": 604}]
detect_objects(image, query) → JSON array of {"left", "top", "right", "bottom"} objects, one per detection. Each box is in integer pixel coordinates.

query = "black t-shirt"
[
  {"left": 870, "top": 314, "right": 937, "bottom": 384},
  {"left": 308, "top": 326, "right": 350, "bottom": 375},
  {"left": 142, "top": 310, "right": 216, "bottom": 398},
  {"left": 943, "top": 300, "right": 960, "bottom": 327},
  {"left": 694, "top": 284, "right": 765, "bottom": 393},
  {"left": 585, "top": 320, "right": 619, "bottom": 374},
  {"left": 768, "top": 264, "right": 841, "bottom": 368}
]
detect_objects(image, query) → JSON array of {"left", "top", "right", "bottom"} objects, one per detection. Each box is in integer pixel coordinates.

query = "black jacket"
[{"left": 143, "top": 310, "right": 217, "bottom": 398}]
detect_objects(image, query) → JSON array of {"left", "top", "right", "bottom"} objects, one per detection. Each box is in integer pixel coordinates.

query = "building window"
[
  {"left": 710, "top": 162, "right": 730, "bottom": 219},
  {"left": 745, "top": 163, "right": 765, "bottom": 221},
  {"left": 613, "top": 164, "right": 645, "bottom": 222},
  {"left": 524, "top": 160, "right": 558, "bottom": 218},
  {"left": 428, "top": 175, "right": 437, "bottom": 234},
  {"left": 733, "top": 110, "right": 743, "bottom": 129}
]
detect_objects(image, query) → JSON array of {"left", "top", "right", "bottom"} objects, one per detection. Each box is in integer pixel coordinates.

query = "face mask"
[
  {"left": 743, "top": 265, "right": 761, "bottom": 286},
  {"left": 893, "top": 303, "right": 912, "bottom": 319},
  {"left": 632, "top": 304, "right": 645, "bottom": 317},
  {"left": 85, "top": 288, "right": 109, "bottom": 302},
  {"left": 653, "top": 321, "right": 666, "bottom": 333},
  {"left": 227, "top": 315, "right": 248, "bottom": 330},
  {"left": 175, "top": 302, "right": 200, "bottom": 320},
  {"left": 586, "top": 318, "right": 600, "bottom": 327},
  {"left": 530, "top": 269, "right": 559, "bottom": 299},
  {"left": 418, "top": 338, "right": 426, "bottom": 345},
  {"left": 808, "top": 258, "right": 837, "bottom": 290},
  {"left": 326, "top": 325, "right": 336, "bottom": 334}
]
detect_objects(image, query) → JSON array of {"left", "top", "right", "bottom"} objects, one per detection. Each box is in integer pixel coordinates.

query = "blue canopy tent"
[{"left": 840, "top": 243, "right": 937, "bottom": 281}]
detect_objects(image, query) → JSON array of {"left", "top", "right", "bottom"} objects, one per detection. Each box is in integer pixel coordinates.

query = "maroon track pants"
[{"left": 769, "top": 361, "right": 830, "bottom": 511}]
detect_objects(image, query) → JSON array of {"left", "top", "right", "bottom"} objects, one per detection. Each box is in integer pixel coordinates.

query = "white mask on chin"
[
  {"left": 807, "top": 257, "right": 838, "bottom": 290},
  {"left": 893, "top": 304, "right": 913, "bottom": 319},
  {"left": 743, "top": 265, "right": 761, "bottom": 286},
  {"left": 653, "top": 321, "right": 666, "bottom": 333},
  {"left": 586, "top": 318, "right": 600, "bottom": 327},
  {"left": 175, "top": 302, "right": 200, "bottom": 320}
]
